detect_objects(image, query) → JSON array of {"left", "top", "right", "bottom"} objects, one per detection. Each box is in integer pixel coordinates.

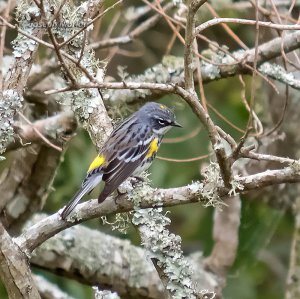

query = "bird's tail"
[{"left": 61, "top": 173, "right": 103, "bottom": 220}]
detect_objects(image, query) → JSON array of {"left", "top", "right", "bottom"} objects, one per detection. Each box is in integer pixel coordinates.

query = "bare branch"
[
  {"left": 184, "top": 1, "right": 197, "bottom": 92},
  {"left": 195, "top": 18, "right": 300, "bottom": 36},
  {"left": 205, "top": 196, "right": 241, "bottom": 281},
  {"left": 175, "top": 86, "right": 233, "bottom": 188}
]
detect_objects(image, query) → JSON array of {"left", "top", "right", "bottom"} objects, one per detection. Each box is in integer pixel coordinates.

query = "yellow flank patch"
[
  {"left": 146, "top": 138, "right": 159, "bottom": 158},
  {"left": 88, "top": 155, "right": 106, "bottom": 172},
  {"left": 160, "top": 104, "right": 167, "bottom": 109}
]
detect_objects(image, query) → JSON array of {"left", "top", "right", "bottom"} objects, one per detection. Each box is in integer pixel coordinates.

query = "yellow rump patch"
[
  {"left": 160, "top": 104, "right": 167, "bottom": 109},
  {"left": 146, "top": 138, "right": 159, "bottom": 158},
  {"left": 88, "top": 155, "right": 106, "bottom": 172}
]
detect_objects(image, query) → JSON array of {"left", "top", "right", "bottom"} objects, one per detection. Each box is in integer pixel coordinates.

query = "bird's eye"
[{"left": 158, "top": 119, "right": 166, "bottom": 125}]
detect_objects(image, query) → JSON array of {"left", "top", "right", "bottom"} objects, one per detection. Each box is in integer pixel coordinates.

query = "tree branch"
[
  {"left": 48, "top": 31, "right": 300, "bottom": 105},
  {"left": 16, "top": 164, "right": 300, "bottom": 253},
  {"left": 194, "top": 18, "right": 300, "bottom": 36},
  {"left": 0, "top": 221, "right": 40, "bottom": 299},
  {"left": 7, "top": 111, "right": 77, "bottom": 152},
  {"left": 205, "top": 195, "right": 241, "bottom": 291},
  {"left": 29, "top": 214, "right": 217, "bottom": 299}
]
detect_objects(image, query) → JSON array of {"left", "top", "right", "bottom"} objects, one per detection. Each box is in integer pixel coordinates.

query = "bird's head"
[{"left": 138, "top": 102, "right": 182, "bottom": 135}]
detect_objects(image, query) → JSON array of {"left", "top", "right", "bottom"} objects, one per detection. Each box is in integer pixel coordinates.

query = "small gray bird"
[{"left": 61, "top": 102, "right": 181, "bottom": 219}]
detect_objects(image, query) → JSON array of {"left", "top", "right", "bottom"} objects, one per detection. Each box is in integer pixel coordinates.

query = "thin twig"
[
  {"left": 208, "top": 102, "right": 245, "bottom": 134},
  {"left": 248, "top": 0, "right": 260, "bottom": 136},
  {"left": 205, "top": 3, "right": 248, "bottom": 49},
  {"left": 195, "top": 17, "right": 300, "bottom": 35},
  {"left": 163, "top": 127, "right": 202, "bottom": 143},
  {"left": 0, "top": 16, "right": 97, "bottom": 84},
  {"left": 18, "top": 112, "right": 63, "bottom": 152},
  {"left": 193, "top": 39, "right": 208, "bottom": 111},
  {"left": 157, "top": 153, "right": 211, "bottom": 163}
]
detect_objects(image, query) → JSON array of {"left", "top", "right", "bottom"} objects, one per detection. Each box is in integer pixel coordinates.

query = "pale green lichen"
[
  {"left": 172, "top": 0, "right": 183, "bottom": 5},
  {"left": 94, "top": 289, "right": 120, "bottom": 299},
  {"left": 201, "top": 62, "right": 220, "bottom": 80},
  {"left": 132, "top": 207, "right": 197, "bottom": 299},
  {"left": 12, "top": 1, "right": 40, "bottom": 60},
  {"left": 101, "top": 178, "right": 212, "bottom": 298},
  {"left": 0, "top": 90, "right": 23, "bottom": 155},
  {"left": 201, "top": 162, "right": 227, "bottom": 208},
  {"left": 70, "top": 89, "right": 101, "bottom": 121},
  {"left": 101, "top": 176, "right": 149, "bottom": 234},
  {"left": 117, "top": 65, "right": 129, "bottom": 81},
  {"left": 101, "top": 213, "right": 131, "bottom": 235},
  {"left": 126, "top": 175, "right": 153, "bottom": 206},
  {"left": 47, "top": 0, "right": 106, "bottom": 123},
  {"left": 128, "top": 180, "right": 199, "bottom": 298},
  {"left": 187, "top": 181, "right": 204, "bottom": 199},
  {"left": 290, "top": 159, "right": 300, "bottom": 173},
  {"left": 70, "top": 51, "right": 105, "bottom": 124},
  {"left": 229, "top": 175, "right": 244, "bottom": 196},
  {"left": 259, "top": 62, "right": 300, "bottom": 90},
  {"left": 105, "top": 56, "right": 185, "bottom": 104}
]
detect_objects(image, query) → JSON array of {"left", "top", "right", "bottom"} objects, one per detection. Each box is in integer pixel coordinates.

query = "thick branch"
[
  {"left": 29, "top": 215, "right": 217, "bottom": 299},
  {"left": 175, "top": 86, "right": 232, "bottom": 188},
  {"left": 0, "top": 222, "right": 40, "bottom": 299},
  {"left": 16, "top": 165, "right": 300, "bottom": 253},
  {"left": 0, "top": 143, "right": 64, "bottom": 230},
  {"left": 205, "top": 195, "right": 241, "bottom": 291}
]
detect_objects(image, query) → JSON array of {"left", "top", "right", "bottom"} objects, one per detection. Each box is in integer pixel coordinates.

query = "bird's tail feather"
[{"left": 61, "top": 173, "right": 103, "bottom": 219}]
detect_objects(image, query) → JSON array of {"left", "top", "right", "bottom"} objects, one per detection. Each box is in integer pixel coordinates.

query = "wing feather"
[{"left": 98, "top": 124, "right": 153, "bottom": 203}]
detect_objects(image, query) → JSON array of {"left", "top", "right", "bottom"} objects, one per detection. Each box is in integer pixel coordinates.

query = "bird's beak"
[{"left": 172, "top": 121, "right": 182, "bottom": 128}]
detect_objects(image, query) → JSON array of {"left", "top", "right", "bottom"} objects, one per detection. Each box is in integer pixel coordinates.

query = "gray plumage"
[{"left": 60, "top": 102, "right": 181, "bottom": 220}]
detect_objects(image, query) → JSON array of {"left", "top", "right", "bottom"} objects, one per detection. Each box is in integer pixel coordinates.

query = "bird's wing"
[
  {"left": 61, "top": 114, "right": 152, "bottom": 219},
  {"left": 85, "top": 113, "right": 141, "bottom": 175},
  {"left": 98, "top": 122, "right": 154, "bottom": 203}
]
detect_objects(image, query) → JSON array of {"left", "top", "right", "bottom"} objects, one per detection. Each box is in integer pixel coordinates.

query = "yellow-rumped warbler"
[{"left": 61, "top": 102, "right": 181, "bottom": 219}]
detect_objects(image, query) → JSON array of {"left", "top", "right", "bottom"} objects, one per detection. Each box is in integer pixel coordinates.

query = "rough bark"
[
  {"left": 29, "top": 214, "right": 217, "bottom": 299},
  {"left": 0, "top": 222, "right": 40, "bottom": 299}
]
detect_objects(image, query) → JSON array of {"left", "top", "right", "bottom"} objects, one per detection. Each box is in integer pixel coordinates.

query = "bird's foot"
[
  {"left": 130, "top": 176, "right": 145, "bottom": 188},
  {"left": 133, "top": 176, "right": 145, "bottom": 182},
  {"left": 114, "top": 188, "right": 126, "bottom": 205}
]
